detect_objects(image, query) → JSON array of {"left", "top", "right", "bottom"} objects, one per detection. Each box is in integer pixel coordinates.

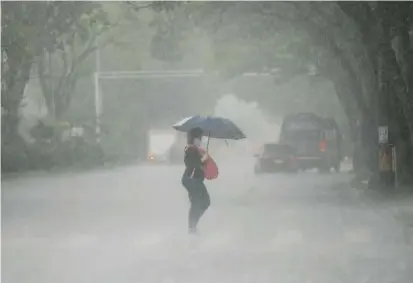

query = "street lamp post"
[{"left": 94, "top": 39, "right": 101, "bottom": 143}]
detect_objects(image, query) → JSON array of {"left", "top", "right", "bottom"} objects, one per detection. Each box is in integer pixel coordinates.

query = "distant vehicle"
[
  {"left": 254, "top": 143, "right": 298, "bottom": 173},
  {"left": 147, "top": 129, "right": 176, "bottom": 163},
  {"left": 279, "top": 113, "right": 342, "bottom": 172},
  {"left": 169, "top": 132, "right": 186, "bottom": 164}
]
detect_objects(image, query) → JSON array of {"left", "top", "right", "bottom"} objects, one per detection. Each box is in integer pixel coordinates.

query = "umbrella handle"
[{"left": 206, "top": 132, "right": 210, "bottom": 152}]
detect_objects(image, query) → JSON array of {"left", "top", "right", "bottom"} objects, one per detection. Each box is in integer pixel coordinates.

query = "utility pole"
[{"left": 94, "top": 38, "right": 101, "bottom": 143}]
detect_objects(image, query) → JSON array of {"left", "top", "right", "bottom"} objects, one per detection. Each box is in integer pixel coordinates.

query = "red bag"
[
  {"left": 186, "top": 146, "right": 219, "bottom": 180},
  {"left": 198, "top": 148, "right": 219, "bottom": 180}
]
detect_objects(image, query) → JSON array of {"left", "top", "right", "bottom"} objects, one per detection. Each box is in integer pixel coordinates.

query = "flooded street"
[{"left": 2, "top": 161, "right": 413, "bottom": 283}]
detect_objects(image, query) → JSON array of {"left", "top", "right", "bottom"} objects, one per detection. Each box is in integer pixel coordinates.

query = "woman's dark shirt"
[{"left": 183, "top": 145, "right": 204, "bottom": 181}]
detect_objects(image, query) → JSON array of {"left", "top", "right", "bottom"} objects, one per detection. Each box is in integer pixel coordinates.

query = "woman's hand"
[{"left": 201, "top": 152, "right": 209, "bottom": 163}]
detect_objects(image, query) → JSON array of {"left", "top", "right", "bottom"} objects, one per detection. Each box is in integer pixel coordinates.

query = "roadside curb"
[
  {"left": 351, "top": 180, "right": 413, "bottom": 244},
  {"left": 1, "top": 160, "right": 145, "bottom": 182}
]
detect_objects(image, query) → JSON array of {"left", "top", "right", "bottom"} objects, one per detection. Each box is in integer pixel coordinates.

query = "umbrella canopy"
[{"left": 172, "top": 115, "right": 246, "bottom": 140}]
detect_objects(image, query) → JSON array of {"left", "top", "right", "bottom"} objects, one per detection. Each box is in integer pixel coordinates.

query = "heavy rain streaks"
[{"left": 2, "top": 2, "right": 413, "bottom": 283}]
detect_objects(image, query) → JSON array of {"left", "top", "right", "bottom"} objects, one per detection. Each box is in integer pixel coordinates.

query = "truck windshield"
[{"left": 284, "top": 130, "right": 321, "bottom": 141}]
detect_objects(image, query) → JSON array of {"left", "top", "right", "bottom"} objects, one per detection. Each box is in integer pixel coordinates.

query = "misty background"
[{"left": 2, "top": 2, "right": 352, "bottom": 173}]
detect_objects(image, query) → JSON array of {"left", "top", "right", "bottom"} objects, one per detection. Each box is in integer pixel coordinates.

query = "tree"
[
  {"left": 149, "top": 1, "right": 413, "bottom": 185},
  {"left": 176, "top": 2, "right": 361, "bottom": 136},
  {"left": 36, "top": 4, "right": 110, "bottom": 119},
  {"left": 1, "top": 2, "right": 110, "bottom": 172},
  {"left": 336, "top": 1, "right": 413, "bottom": 184},
  {"left": 2, "top": 2, "right": 107, "bottom": 134}
]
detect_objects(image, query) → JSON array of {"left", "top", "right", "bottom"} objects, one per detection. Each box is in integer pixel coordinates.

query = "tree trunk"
[
  {"left": 54, "top": 76, "right": 78, "bottom": 120},
  {"left": 1, "top": 52, "right": 33, "bottom": 172},
  {"left": 393, "top": 3, "right": 413, "bottom": 100},
  {"left": 368, "top": 2, "right": 413, "bottom": 188},
  {"left": 393, "top": 5, "right": 413, "bottom": 184},
  {"left": 1, "top": 51, "right": 33, "bottom": 136}
]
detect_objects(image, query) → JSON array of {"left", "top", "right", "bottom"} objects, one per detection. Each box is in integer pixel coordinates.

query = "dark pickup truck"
[{"left": 254, "top": 143, "right": 298, "bottom": 173}]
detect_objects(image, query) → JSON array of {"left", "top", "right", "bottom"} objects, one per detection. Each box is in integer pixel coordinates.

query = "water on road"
[{"left": 2, "top": 160, "right": 413, "bottom": 283}]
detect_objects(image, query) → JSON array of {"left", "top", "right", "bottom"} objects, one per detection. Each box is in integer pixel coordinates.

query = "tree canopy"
[
  {"left": 2, "top": 1, "right": 413, "bottom": 184},
  {"left": 2, "top": 2, "right": 107, "bottom": 118},
  {"left": 136, "top": 1, "right": 413, "bottom": 183}
]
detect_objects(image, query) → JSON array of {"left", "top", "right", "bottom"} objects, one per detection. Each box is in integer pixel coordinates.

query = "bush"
[
  {"left": 53, "top": 138, "right": 104, "bottom": 169},
  {"left": 25, "top": 141, "right": 56, "bottom": 170},
  {"left": 1, "top": 140, "right": 29, "bottom": 173},
  {"left": 2, "top": 129, "right": 105, "bottom": 174}
]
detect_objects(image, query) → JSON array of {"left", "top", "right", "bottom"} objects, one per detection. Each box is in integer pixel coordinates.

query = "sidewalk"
[
  {"left": 384, "top": 193, "right": 413, "bottom": 245},
  {"left": 355, "top": 184, "right": 413, "bottom": 245}
]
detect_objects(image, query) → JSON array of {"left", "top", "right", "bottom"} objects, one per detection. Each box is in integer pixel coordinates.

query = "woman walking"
[{"left": 182, "top": 127, "right": 210, "bottom": 234}]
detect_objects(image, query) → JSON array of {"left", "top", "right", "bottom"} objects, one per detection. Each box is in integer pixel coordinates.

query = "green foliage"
[
  {"left": 2, "top": 2, "right": 107, "bottom": 121},
  {"left": 148, "top": 5, "right": 192, "bottom": 62},
  {"left": 1, "top": 136, "right": 30, "bottom": 173},
  {"left": 1, "top": 2, "right": 104, "bottom": 57},
  {"left": 36, "top": 2, "right": 111, "bottom": 119},
  {"left": 1, "top": 2, "right": 110, "bottom": 173},
  {"left": 150, "top": 24, "right": 184, "bottom": 62},
  {"left": 4, "top": 1, "right": 410, "bottom": 179}
]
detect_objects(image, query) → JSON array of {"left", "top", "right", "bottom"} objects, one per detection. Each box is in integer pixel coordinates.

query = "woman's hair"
[{"left": 187, "top": 127, "right": 203, "bottom": 144}]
